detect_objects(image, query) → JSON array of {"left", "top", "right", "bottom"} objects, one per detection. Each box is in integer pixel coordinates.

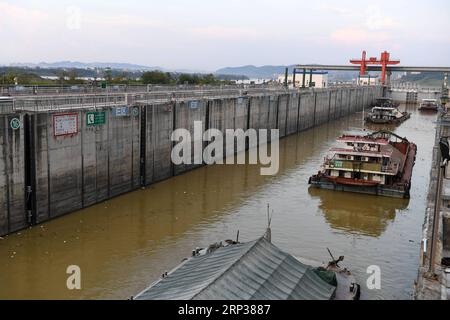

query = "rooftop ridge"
[{"left": 190, "top": 237, "right": 264, "bottom": 300}]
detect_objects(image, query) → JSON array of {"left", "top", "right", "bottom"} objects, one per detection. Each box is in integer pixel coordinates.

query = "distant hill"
[
  {"left": 399, "top": 72, "right": 444, "bottom": 82},
  {"left": 395, "top": 72, "right": 445, "bottom": 88},
  {"left": 9, "top": 61, "right": 162, "bottom": 71}
]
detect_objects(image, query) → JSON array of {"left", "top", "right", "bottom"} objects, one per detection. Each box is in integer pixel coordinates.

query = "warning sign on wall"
[{"left": 53, "top": 113, "right": 79, "bottom": 137}]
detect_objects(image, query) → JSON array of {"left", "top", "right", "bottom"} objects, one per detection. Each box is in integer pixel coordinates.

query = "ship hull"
[
  {"left": 308, "top": 177, "right": 409, "bottom": 198},
  {"left": 365, "top": 113, "right": 410, "bottom": 125},
  {"left": 418, "top": 106, "right": 438, "bottom": 111}
]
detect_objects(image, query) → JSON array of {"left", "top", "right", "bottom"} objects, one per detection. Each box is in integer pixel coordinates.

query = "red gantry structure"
[
  {"left": 350, "top": 51, "right": 400, "bottom": 85},
  {"left": 294, "top": 51, "right": 450, "bottom": 88}
]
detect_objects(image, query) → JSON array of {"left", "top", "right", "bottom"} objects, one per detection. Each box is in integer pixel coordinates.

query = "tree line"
[{"left": 0, "top": 68, "right": 243, "bottom": 86}]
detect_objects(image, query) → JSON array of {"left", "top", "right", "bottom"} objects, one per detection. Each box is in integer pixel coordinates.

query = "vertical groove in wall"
[
  {"left": 80, "top": 111, "right": 85, "bottom": 208},
  {"left": 171, "top": 101, "right": 177, "bottom": 177},
  {"left": 296, "top": 94, "right": 301, "bottom": 132},
  {"left": 4, "top": 116, "right": 11, "bottom": 233},
  {"left": 312, "top": 91, "right": 317, "bottom": 126}
]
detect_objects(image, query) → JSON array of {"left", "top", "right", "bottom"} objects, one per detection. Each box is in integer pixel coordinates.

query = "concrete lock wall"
[
  {"left": 0, "top": 86, "right": 382, "bottom": 236},
  {"left": 173, "top": 99, "right": 207, "bottom": 175},
  {"left": 145, "top": 102, "right": 175, "bottom": 184},
  {"left": 32, "top": 107, "right": 140, "bottom": 224},
  {"left": 298, "top": 92, "right": 315, "bottom": 131},
  {"left": 315, "top": 91, "right": 329, "bottom": 126},
  {"left": 248, "top": 95, "right": 270, "bottom": 131},
  {"left": 328, "top": 90, "right": 337, "bottom": 121},
  {"left": 286, "top": 93, "right": 300, "bottom": 135},
  {"left": 0, "top": 114, "right": 26, "bottom": 236},
  {"left": 207, "top": 97, "right": 235, "bottom": 160},
  {"left": 276, "top": 94, "right": 289, "bottom": 138}
]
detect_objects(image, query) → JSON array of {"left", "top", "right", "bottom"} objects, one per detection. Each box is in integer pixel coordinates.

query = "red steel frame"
[{"left": 350, "top": 51, "right": 400, "bottom": 85}]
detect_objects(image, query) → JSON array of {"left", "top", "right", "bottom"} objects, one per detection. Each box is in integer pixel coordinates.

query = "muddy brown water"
[{"left": 0, "top": 104, "right": 436, "bottom": 300}]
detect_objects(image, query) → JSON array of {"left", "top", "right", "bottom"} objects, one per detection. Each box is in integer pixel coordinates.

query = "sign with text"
[
  {"left": 188, "top": 101, "right": 199, "bottom": 109},
  {"left": 113, "top": 106, "right": 130, "bottom": 117},
  {"left": 53, "top": 113, "right": 79, "bottom": 137},
  {"left": 86, "top": 111, "right": 106, "bottom": 126}
]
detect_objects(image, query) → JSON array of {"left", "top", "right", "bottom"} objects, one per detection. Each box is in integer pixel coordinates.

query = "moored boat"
[
  {"left": 365, "top": 106, "right": 410, "bottom": 125},
  {"left": 308, "top": 130, "right": 417, "bottom": 198},
  {"left": 418, "top": 98, "right": 440, "bottom": 111},
  {"left": 371, "top": 97, "right": 399, "bottom": 109}
]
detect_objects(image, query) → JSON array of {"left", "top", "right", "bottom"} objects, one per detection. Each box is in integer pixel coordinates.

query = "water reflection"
[{"left": 309, "top": 188, "right": 409, "bottom": 237}]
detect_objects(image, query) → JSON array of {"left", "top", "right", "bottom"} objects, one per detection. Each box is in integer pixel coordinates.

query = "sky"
[{"left": 0, "top": 0, "right": 449, "bottom": 71}]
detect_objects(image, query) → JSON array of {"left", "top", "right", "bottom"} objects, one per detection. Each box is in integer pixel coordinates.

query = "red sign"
[{"left": 53, "top": 113, "right": 79, "bottom": 137}]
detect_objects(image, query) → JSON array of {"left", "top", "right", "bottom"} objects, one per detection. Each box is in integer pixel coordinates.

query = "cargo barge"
[
  {"left": 370, "top": 97, "right": 400, "bottom": 109},
  {"left": 308, "top": 131, "right": 417, "bottom": 198},
  {"left": 365, "top": 106, "right": 410, "bottom": 125},
  {"left": 418, "top": 99, "right": 440, "bottom": 111}
]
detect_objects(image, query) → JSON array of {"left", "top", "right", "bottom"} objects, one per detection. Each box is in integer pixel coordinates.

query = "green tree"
[
  {"left": 1, "top": 70, "right": 17, "bottom": 85},
  {"left": 104, "top": 67, "right": 113, "bottom": 83},
  {"left": 67, "top": 69, "right": 79, "bottom": 84},
  {"left": 141, "top": 71, "right": 172, "bottom": 84},
  {"left": 58, "top": 70, "right": 68, "bottom": 86},
  {"left": 177, "top": 73, "right": 201, "bottom": 85},
  {"left": 199, "top": 74, "right": 218, "bottom": 85}
]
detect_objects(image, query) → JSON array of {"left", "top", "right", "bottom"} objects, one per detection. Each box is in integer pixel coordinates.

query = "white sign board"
[
  {"left": 113, "top": 106, "right": 130, "bottom": 117},
  {"left": 53, "top": 113, "right": 79, "bottom": 137}
]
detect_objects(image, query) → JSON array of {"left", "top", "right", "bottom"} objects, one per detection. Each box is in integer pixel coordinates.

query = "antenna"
[
  {"left": 265, "top": 204, "right": 272, "bottom": 243},
  {"left": 327, "top": 248, "right": 336, "bottom": 262},
  {"left": 327, "top": 247, "right": 345, "bottom": 267}
]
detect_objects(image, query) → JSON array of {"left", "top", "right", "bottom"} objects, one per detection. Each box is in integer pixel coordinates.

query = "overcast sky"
[{"left": 1, "top": 0, "right": 449, "bottom": 71}]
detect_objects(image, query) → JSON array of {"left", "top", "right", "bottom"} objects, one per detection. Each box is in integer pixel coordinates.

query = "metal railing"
[
  {"left": 8, "top": 88, "right": 285, "bottom": 112},
  {"left": 3, "top": 85, "right": 380, "bottom": 112},
  {"left": 325, "top": 157, "right": 398, "bottom": 174},
  {"left": 12, "top": 94, "right": 128, "bottom": 112},
  {"left": 390, "top": 82, "right": 443, "bottom": 92},
  {"left": 0, "top": 83, "right": 287, "bottom": 97}
]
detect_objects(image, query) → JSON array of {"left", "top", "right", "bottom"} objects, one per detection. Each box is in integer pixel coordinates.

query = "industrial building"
[{"left": 278, "top": 71, "right": 328, "bottom": 88}]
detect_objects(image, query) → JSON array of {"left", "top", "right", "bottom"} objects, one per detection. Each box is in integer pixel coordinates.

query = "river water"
[{"left": 0, "top": 104, "right": 437, "bottom": 300}]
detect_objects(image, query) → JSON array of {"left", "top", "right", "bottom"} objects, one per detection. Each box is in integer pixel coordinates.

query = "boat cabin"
[{"left": 323, "top": 132, "right": 408, "bottom": 185}]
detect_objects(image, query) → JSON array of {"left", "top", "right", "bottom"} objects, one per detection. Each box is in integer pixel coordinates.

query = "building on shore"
[
  {"left": 277, "top": 71, "right": 328, "bottom": 88},
  {"left": 357, "top": 75, "right": 380, "bottom": 86}
]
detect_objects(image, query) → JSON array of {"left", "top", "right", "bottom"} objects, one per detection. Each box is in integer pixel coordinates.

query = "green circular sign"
[
  {"left": 132, "top": 107, "right": 139, "bottom": 117},
  {"left": 10, "top": 118, "right": 21, "bottom": 130}
]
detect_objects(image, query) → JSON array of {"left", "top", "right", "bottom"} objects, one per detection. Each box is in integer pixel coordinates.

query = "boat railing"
[{"left": 325, "top": 157, "right": 399, "bottom": 174}]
